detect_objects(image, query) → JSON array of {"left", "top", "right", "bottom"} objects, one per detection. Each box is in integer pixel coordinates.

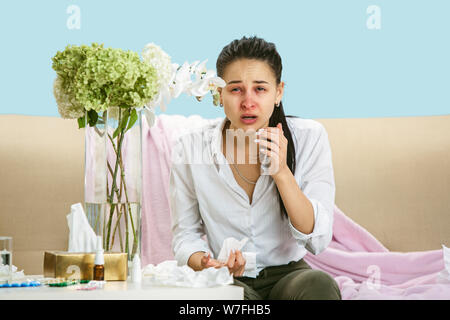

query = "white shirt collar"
[{"left": 211, "top": 117, "right": 229, "bottom": 163}]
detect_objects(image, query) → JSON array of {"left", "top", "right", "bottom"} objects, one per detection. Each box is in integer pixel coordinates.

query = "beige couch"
[{"left": 1, "top": 114, "right": 449, "bottom": 275}]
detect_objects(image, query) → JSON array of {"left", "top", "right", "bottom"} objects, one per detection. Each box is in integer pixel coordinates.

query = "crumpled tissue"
[
  {"left": 217, "top": 237, "right": 248, "bottom": 262},
  {"left": 437, "top": 244, "right": 450, "bottom": 283},
  {"left": 66, "top": 203, "right": 97, "bottom": 252},
  {"left": 217, "top": 237, "right": 256, "bottom": 272},
  {"left": 0, "top": 264, "right": 25, "bottom": 283},
  {"left": 142, "top": 260, "right": 233, "bottom": 288}
]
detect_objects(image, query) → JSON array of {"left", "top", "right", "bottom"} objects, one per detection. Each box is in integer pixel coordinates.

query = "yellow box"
[{"left": 43, "top": 251, "right": 128, "bottom": 281}]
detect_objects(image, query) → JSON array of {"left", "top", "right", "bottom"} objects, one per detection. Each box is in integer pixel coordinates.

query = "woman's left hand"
[
  {"left": 256, "top": 123, "right": 288, "bottom": 179},
  {"left": 225, "top": 250, "right": 246, "bottom": 277}
]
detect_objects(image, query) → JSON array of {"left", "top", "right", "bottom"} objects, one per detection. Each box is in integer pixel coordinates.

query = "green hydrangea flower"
[{"left": 52, "top": 43, "right": 159, "bottom": 119}]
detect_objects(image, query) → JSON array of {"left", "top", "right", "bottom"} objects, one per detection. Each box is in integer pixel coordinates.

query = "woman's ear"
[
  {"left": 276, "top": 81, "right": 285, "bottom": 102},
  {"left": 218, "top": 87, "right": 223, "bottom": 104}
]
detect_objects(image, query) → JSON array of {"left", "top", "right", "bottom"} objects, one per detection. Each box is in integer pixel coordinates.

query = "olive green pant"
[{"left": 234, "top": 259, "right": 342, "bottom": 300}]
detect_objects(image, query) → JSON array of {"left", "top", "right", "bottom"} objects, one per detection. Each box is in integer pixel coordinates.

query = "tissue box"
[{"left": 43, "top": 251, "right": 128, "bottom": 281}]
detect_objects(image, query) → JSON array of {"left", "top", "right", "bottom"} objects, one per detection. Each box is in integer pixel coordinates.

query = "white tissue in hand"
[
  {"left": 217, "top": 237, "right": 249, "bottom": 263},
  {"left": 67, "top": 203, "right": 97, "bottom": 252},
  {"left": 142, "top": 260, "right": 233, "bottom": 288}
]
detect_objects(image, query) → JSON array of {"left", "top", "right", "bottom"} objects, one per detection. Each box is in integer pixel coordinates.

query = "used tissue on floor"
[{"left": 142, "top": 260, "right": 233, "bottom": 288}]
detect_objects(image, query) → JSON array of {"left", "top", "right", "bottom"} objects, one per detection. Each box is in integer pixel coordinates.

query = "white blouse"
[{"left": 169, "top": 116, "right": 335, "bottom": 278}]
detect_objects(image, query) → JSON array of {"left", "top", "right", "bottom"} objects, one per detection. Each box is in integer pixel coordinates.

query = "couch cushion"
[
  {"left": 318, "top": 115, "right": 450, "bottom": 252},
  {"left": 0, "top": 115, "right": 84, "bottom": 274}
]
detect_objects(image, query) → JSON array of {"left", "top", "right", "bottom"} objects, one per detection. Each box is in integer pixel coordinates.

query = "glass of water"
[{"left": 0, "top": 236, "right": 12, "bottom": 284}]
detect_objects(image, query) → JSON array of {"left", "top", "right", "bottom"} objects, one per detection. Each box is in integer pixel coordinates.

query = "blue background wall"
[{"left": 0, "top": 0, "right": 448, "bottom": 119}]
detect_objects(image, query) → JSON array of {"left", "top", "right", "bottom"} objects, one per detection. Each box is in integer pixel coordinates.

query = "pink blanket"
[
  {"left": 141, "top": 114, "right": 221, "bottom": 265},
  {"left": 303, "top": 205, "right": 450, "bottom": 299},
  {"left": 141, "top": 114, "right": 450, "bottom": 299}
]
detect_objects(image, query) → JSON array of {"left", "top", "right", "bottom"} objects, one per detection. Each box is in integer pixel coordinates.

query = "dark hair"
[{"left": 216, "top": 35, "right": 297, "bottom": 219}]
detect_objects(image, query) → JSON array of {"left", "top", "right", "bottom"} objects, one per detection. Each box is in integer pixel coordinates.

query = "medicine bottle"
[{"left": 93, "top": 236, "right": 105, "bottom": 281}]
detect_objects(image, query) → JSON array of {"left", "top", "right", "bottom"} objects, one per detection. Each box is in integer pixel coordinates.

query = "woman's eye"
[{"left": 231, "top": 87, "right": 265, "bottom": 92}]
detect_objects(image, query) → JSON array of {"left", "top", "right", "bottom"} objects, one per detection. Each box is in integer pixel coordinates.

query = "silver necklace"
[
  {"left": 231, "top": 162, "right": 257, "bottom": 185},
  {"left": 224, "top": 120, "right": 257, "bottom": 185}
]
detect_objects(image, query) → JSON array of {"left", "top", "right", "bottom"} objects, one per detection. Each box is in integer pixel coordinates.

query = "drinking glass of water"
[{"left": 0, "top": 236, "right": 12, "bottom": 284}]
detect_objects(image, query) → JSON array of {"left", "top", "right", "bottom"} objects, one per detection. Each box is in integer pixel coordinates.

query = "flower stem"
[
  {"left": 118, "top": 147, "right": 139, "bottom": 259},
  {"left": 105, "top": 111, "right": 124, "bottom": 251},
  {"left": 103, "top": 107, "right": 139, "bottom": 259},
  {"left": 109, "top": 161, "right": 124, "bottom": 252}
]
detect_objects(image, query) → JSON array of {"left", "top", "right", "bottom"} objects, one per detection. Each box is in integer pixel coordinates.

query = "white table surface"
[{"left": 0, "top": 276, "right": 244, "bottom": 300}]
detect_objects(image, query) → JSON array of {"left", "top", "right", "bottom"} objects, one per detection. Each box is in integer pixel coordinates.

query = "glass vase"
[{"left": 84, "top": 106, "right": 142, "bottom": 265}]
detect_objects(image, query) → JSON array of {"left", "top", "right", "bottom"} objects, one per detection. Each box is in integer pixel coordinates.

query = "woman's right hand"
[
  {"left": 188, "top": 251, "right": 224, "bottom": 271},
  {"left": 189, "top": 251, "right": 246, "bottom": 276},
  {"left": 200, "top": 252, "right": 225, "bottom": 269}
]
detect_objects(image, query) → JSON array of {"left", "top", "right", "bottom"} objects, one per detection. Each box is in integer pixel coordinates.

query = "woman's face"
[{"left": 219, "top": 58, "right": 284, "bottom": 131}]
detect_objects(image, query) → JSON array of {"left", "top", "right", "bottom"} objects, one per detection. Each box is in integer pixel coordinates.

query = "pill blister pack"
[
  {"left": 0, "top": 280, "right": 41, "bottom": 288},
  {"left": 0, "top": 277, "right": 106, "bottom": 291}
]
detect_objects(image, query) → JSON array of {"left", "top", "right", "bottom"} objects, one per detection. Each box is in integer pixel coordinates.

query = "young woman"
[{"left": 169, "top": 36, "right": 341, "bottom": 300}]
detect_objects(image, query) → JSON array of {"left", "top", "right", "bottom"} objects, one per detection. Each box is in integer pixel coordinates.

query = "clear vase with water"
[{"left": 84, "top": 107, "right": 142, "bottom": 265}]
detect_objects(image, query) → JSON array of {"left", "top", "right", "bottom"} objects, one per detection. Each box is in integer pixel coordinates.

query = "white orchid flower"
[
  {"left": 186, "top": 59, "right": 224, "bottom": 97},
  {"left": 189, "top": 60, "right": 201, "bottom": 73},
  {"left": 193, "top": 59, "right": 208, "bottom": 81},
  {"left": 189, "top": 69, "right": 226, "bottom": 97},
  {"left": 141, "top": 42, "right": 226, "bottom": 119},
  {"left": 209, "top": 76, "right": 226, "bottom": 89},
  {"left": 171, "top": 61, "right": 193, "bottom": 98}
]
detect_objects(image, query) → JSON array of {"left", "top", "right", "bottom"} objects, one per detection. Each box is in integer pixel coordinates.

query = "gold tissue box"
[{"left": 43, "top": 251, "right": 128, "bottom": 281}]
